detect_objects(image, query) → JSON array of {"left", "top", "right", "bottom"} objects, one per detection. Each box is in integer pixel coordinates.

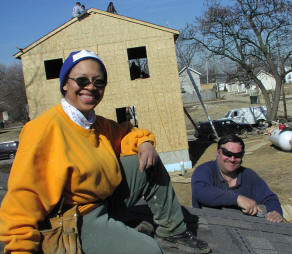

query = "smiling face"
[
  {"left": 216, "top": 142, "right": 243, "bottom": 176},
  {"left": 62, "top": 59, "right": 106, "bottom": 117}
]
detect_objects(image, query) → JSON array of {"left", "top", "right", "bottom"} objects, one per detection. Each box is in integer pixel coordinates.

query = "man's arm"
[
  {"left": 237, "top": 194, "right": 282, "bottom": 222},
  {"left": 237, "top": 195, "right": 264, "bottom": 216},
  {"left": 248, "top": 170, "right": 283, "bottom": 223}
]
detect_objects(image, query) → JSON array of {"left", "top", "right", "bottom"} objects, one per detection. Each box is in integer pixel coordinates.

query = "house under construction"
[{"left": 14, "top": 7, "right": 191, "bottom": 171}]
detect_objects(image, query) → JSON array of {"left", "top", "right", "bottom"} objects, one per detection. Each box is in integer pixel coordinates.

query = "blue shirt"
[{"left": 191, "top": 160, "right": 283, "bottom": 215}]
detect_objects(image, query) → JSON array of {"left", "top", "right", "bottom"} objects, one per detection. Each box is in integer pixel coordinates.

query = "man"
[
  {"left": 107, "top": 2, "right": 117, "bottom": 14},
  {"left": 191, "top": 134, "right": 283, "bottom": 223},
  {"left": 81, "top": 4, "right": 86, "bottom": 14},
  {"left": 72, "top": 2, "right": 82, "bottom": 18}
]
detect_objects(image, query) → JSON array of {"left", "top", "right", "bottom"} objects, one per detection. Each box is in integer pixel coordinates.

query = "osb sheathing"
[{"left": 19, "top": 11, "right": 187, "bottom": 153}]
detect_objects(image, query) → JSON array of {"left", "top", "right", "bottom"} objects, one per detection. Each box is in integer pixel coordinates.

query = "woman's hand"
[{"left": 138, "top": 142, "right": 158, "bottom": 172}]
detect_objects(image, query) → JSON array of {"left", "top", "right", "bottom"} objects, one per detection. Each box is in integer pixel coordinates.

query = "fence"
[{"left": 182, "top": 89, "right": 216, "bottom": 104}]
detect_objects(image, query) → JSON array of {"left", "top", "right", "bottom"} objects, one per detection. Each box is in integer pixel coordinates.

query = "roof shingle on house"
[
  {"left": 1, "top": 173, "right": 292, "bottom": 253},
  {"left": 126, "top": 202, "right": 292, "bottom": 253}
]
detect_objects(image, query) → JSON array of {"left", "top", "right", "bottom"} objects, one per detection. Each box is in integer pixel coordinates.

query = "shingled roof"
[
  {"left": 183, "top": 206, "right": 292, "bottom": 254},
  {"left": 126, "top": 203, "right": 292, "bottom": 253},
  {"left": 1, "top": 171, "right": 292, "bottom": 253}
]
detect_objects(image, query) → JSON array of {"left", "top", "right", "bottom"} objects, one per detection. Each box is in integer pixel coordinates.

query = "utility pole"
[{"left": 206, "top": 60, "right": 209, "bottom": 84}]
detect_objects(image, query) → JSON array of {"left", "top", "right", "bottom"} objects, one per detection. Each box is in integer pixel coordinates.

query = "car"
[
  {"left": 195, "top": 119, "right": 253, "bottom": 140},
  {"left": 0, "top": 141, "right": 19, "bottom": 160}
]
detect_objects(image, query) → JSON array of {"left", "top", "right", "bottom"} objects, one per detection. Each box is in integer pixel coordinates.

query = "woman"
[{"left": 0, "top": 50, "right": 210, "bottom": 254}]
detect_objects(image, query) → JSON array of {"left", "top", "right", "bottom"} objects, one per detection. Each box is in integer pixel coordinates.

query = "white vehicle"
[{"left": 223, "top": 106, "right": 267, "bottom": 126}]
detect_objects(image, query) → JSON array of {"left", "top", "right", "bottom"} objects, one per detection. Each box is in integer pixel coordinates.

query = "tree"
[
  {"left": 0, "top": 63, "right": 28, "bottom": 124},
  {"left": 181, "top": 0, "right": 292, "bottom": 120},
  {"left": 176, "top": 37, "right": 197, "bottom": 71}
]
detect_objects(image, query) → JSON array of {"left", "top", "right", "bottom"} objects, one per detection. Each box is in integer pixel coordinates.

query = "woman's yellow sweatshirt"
[{"left": 0, "top": 104, "right": 155, "bottom": 254}]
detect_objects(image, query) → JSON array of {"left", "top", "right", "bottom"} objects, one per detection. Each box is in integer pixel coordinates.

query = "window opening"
[
  {"left": 116, "top": 106, "right": 138, "bottom": 127},
  {"left": 127, "top": 46, "right": 149, "bottom": 80},
  {"left": 44, "top": 58, "right": 63, "bottom": 80}
]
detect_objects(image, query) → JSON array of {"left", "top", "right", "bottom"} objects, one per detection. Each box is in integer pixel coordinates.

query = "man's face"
[{"left": 217, "top": 142, "right": 243, "bottom": 175}]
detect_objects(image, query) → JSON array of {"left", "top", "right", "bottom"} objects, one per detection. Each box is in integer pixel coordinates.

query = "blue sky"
[{"left": 0, "top": 0, "right": 230, "bottom": 65}]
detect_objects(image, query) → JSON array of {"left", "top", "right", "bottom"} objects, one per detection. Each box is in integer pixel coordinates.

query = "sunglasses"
[
  {"left": 68, "top": 77, "right": 106, "bottom": 89},
  {"left": 220, "top": 147, "right": 244, "bottom": 158}
]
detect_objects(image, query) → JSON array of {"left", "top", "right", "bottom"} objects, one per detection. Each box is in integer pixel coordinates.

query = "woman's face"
[{"left": 63, "top": 59, "right": 106, "bottom": 117}]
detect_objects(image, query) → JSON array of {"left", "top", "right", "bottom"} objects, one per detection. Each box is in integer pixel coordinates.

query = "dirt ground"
[{"left": 171, "top": 93, "right": 292, "bottom": 220}]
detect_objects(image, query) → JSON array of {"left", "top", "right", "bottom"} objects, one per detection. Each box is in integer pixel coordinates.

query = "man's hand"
[
  {"left": 138, "top": 142, "right": 158, "bottom": 172},
  {"left": 237, "top": 195, "right": 264, "bottom": 216},
  {"left": 266, "top": 211, "right": 283, "bottom": 223}
]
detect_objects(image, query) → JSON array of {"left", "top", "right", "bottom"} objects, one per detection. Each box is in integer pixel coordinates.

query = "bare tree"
[
  {"left": 181, "top": 0, "right": 292, "bottom": 120},
  {"left": 0, "top": 63, "right": 28, "bottom": 124},
  {"left": 176, "top": 37, "right": 197, "bottom": 71}
]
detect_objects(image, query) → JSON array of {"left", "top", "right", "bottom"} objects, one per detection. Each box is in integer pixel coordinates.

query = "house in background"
[
  {"left": 256, "top": 70, "right": 276, "bottom": 90},
  {"left": 179, "top": 67, "right": 218, "bottom": 103},
  {"left": 14, "top": 8, "right": 191, "bottom": 171},
  {"left": 257, "top": 66, "right": 292, "bottom": 85},
  {"left": 179, "top": 67, "right": 201, "bottom": 103},
  {"left": 225, "top": 82, "right": 246, "bottom": 93}
]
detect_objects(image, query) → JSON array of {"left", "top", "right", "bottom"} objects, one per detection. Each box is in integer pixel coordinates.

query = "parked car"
[
  {"left": 195, "top": 119, "right": 253, "bottom": 140},
  {"left": 0, "top": 141, "right": 19, "bottom": 160}
]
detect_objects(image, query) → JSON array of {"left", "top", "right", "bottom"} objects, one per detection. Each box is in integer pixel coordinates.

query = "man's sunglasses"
[
  {"left": 68, "top": 77, "right": 106, "bottom": 89},
  {"left": 220, "top": 147, "right": 244, "bottom": 158}
]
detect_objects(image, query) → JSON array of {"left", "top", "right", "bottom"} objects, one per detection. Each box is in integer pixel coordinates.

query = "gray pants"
[{"left": 80, "top": 155, "right": 186, "bottom": 254}]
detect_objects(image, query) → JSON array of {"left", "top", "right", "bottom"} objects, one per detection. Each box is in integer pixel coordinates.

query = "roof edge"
[
  {"left": 179, "top": 66, "right": 202, "bottom": 76},
  {"left": 14, "top": 8, "right": 179, "bottom": 59},
  {"left": 88, "top": 8, "right": 179, "bottom": 34}
]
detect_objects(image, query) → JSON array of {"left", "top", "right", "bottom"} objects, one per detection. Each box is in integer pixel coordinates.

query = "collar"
[
  {"left": 215, "top": 160, "right": 242, "bottom": 186},
  {"left": 61, "top": 98, "right": 96, "bottom": 129}
]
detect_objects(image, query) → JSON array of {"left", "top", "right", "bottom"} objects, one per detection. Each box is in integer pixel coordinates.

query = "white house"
[
  {"left": 225, "top": 82, "right": 246, "bottom": 93},
  {"left": 217, "top": 83, "right": 227, "bottom": 91},
  {"left": 256, "top": 70, "right": 276, "bottom": 90},
  {"left": 179, "top": 67, "right": 201, "bottom": 103}
]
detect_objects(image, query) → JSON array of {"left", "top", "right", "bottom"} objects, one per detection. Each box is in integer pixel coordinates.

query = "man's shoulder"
[
  {"left": 239, "top": 167, "right": 264, "bottom": 185},
  {"left": 192, "top": 161, "right": 218, "bottom": 186},
  {"left": 239, "top": 166, "right": 258, "bottom": 177},
  {"left": 196, "top": 160, "right": 217, "bottom": 170},
  {"left": 193, "top": 160, "right": 217, "bottom": 176}
]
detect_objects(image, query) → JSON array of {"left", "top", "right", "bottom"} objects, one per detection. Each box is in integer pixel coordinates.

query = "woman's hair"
[{"left": 217, "top": 134, "right": 245, "bottom": 152}]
